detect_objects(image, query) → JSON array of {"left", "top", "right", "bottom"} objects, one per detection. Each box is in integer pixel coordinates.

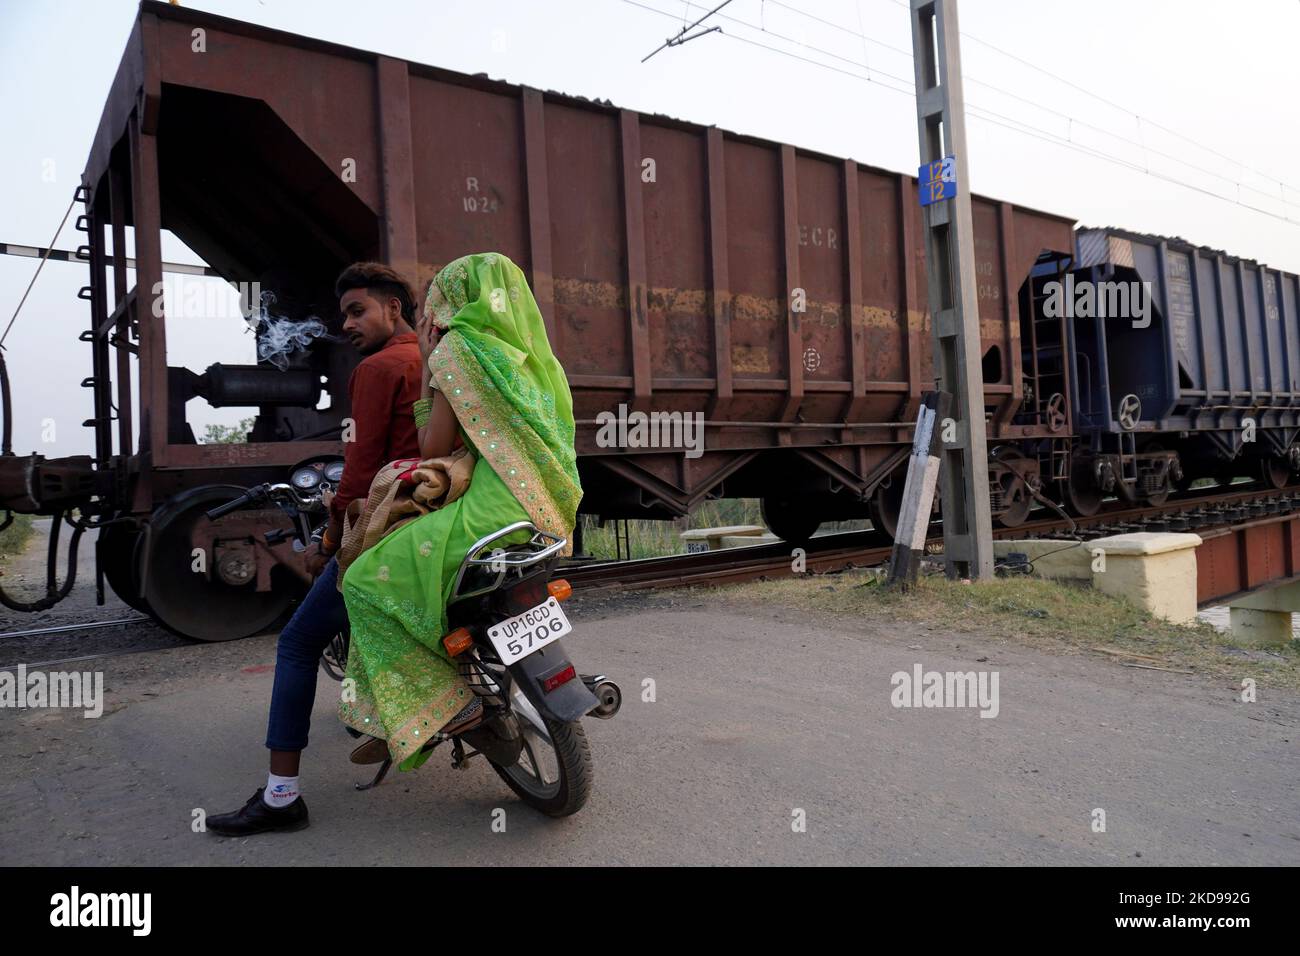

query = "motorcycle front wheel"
[{"left": 490, "top": 712, "right": 592, "bottom": 818}]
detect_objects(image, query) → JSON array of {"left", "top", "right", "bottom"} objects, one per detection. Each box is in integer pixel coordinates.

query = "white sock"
[{"left": 263, "top": 773, "right": 301, "bottom": 808}]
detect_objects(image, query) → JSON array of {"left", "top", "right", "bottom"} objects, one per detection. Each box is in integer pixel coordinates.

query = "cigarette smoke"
[{"left": 246, "top": 291, "right": 332, "bottom": 370}]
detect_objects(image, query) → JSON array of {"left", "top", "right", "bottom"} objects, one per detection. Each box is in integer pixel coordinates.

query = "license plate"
[{"left": 487, "top": 596, "right": 572, "bottom": 665}]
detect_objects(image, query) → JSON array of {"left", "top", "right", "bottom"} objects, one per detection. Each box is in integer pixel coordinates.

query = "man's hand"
[{"left": 304, "top": 541, "right": 333, "bottom": 578}]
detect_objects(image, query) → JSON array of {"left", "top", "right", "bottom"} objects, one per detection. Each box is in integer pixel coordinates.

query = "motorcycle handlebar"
[
  {"left": 206, "top": 482, "right": 325, "bottom": 525},
  {"left": 204, "top": 485, "right": 267, "bottom": 521}
]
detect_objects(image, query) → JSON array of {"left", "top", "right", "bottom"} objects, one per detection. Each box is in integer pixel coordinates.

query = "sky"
[{"left": 2, "top": 0, "right": 1299, "bottom": 459}]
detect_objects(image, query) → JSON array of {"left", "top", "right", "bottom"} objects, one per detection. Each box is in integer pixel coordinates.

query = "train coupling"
[{"left": 0, "top": 453, "right": 103, "bottom": 514}]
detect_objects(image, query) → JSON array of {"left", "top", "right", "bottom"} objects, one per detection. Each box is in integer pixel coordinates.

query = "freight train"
[{"left": 2, "top": 1, "right": 1297, "bottom": 640}]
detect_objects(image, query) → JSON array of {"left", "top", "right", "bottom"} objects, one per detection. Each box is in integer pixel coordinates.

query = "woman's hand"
[
  {"left": 419, "top": 390, "right": 460, "bottom": 460},
  {"left": 416, "top": 311, "right": 442, "bottom": 367}
]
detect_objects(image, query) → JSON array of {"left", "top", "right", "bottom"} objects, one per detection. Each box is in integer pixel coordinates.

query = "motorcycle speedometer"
[
  {"left": 323, "top": 460, "right": 344, "bottom": 483},
  {"left": 291, "top": 466, "right": 321, "bottom": 490}
]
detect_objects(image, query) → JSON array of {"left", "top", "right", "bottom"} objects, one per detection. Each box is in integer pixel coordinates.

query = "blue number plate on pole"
[{"left": 919, "top": 155, "right": 957, "bottom": 207}]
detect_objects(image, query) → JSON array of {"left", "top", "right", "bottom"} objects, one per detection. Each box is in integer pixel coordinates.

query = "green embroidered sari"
[{"left": 338, "top": 253, "right": 582, "bottom": 769}]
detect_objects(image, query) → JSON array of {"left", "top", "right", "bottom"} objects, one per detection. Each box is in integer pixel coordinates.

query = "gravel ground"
[{"left": 0, "top": 521, "right": 193, "bottom": 668}]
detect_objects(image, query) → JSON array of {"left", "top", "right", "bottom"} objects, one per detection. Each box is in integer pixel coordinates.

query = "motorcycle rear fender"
[{"left": 506, "top": 639, "right": 598, "bottom": 723}]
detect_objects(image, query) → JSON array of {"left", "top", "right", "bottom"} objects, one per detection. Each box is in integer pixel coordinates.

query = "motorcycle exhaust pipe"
[{"left": 582, "top": 674, "right": 621, "bottom": 719}]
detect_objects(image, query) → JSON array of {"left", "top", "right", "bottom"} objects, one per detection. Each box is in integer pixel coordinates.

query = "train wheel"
[
  {"left": 1261, "top": 457, "right": 1291, "bottom": 490},
  {"left": 761, "top": 494, "right": 821, "bottom": 545},
  {"left": 870, "top": 478, "right": 904, "bottom": 540},
  {"left": 1061, "top": 456, "right": 1103, "bottom": 517},
  {"left": 1143, "top": 444, "right": 1173, "bottom": 506},
  {"left": 990, "top": 448, "right": 1034, "bottom": 528},
  {"left": 142, "top": 485, "right": 296, "bottom": 642},
  {"left": 99, "top": 522, "right": 152, "bottom": 614}
]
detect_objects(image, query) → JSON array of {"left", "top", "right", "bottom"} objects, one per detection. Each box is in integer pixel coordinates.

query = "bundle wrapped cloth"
[{"left": 333, "top": 446, "right": 476, "bottom": 590}]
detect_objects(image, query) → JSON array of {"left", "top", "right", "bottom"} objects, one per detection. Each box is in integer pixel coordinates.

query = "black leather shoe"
[{"left": 207, "top": 787, "right": 309, "bottom": 837}]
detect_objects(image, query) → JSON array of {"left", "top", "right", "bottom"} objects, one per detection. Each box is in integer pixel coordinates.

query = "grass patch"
[
  {"left": 0, "top": 513, "right": 34, "bottom": 569},
  {"left": 723, "top": 570, "right": 1300, "bottom": 691}
]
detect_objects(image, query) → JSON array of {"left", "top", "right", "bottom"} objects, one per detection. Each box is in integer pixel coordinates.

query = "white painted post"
[{"left": 888, "top": 391, "right": 951, "bottom": 587}]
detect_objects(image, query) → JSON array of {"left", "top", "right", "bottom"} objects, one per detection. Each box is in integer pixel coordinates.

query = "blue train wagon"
[{"left": 1041, "top": 227, "right": 1300, "bottom": 514}]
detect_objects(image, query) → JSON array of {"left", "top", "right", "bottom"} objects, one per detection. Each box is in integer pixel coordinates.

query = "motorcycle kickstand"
[
  {"left": 450, "top": 737, "right": 481, "bottom": 770},
  {"left": 355, "top": 758, "right": 392, "bottom": 791}
]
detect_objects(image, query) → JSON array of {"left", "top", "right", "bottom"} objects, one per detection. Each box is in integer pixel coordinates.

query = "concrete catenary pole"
[{"left": 907, "top": 0, "right": 994, "bottom": 580}]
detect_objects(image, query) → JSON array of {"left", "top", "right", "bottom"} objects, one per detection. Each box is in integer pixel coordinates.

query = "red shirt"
[{"left": 330, "top": 332, "right": 422, "bottom": 527}]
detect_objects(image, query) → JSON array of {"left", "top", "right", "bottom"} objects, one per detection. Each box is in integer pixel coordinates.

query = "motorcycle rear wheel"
[{"left": 490, "top": 713, "right": 592, "bottom": 818}]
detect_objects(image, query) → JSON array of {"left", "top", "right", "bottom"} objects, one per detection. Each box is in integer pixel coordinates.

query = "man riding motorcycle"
[{"left": 207, "top": 262, "right": 424, "bottom": 837}]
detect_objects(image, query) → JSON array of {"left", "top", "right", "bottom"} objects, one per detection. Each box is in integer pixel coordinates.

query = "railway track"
[
  {"left": 4, "top": 479, "right": 1298, "bottom": 667},
  {"left": 0, "top": 616, "right": 152, "bottom": 642},
  {"left": 564, "top": 481, "right": 1300, "bottom": 591},
  {"left": 0, "top": 613, "right": 186, "bottom": 670}
]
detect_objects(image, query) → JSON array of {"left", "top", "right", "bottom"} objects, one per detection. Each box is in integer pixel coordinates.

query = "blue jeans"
[{"left": 265, "top": 558, "right": 349, "bottom": 751}]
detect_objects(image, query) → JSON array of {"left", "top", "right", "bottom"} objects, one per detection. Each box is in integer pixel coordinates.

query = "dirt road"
[{"left": 2, "top": 583, "right": 1296, "bottom": 865}]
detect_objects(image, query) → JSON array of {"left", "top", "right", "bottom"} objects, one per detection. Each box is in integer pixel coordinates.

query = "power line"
[
  {"left": 696, "top": 0, "right": 1300, "bottom": 213},
  {"left": 625, "top": 0, "right": 1300, "bottom": 227},
  {"left": 865, "top": 0, "right": 1300, "bottom": 201},
  {"left": 969, "top": 17, "right": 1296, "bottom": 197},
  {"left": 1, "top": 195, "right": 77, "bottom": 351},
  {"left": 768, "top": 0, "right": 913, "bottom": 59},
  {"left": 642, "top": 0, "right": 734, "bottom": 61},
  {"left": 965, "top": 108, "right": 1299, "bottom": 226}
]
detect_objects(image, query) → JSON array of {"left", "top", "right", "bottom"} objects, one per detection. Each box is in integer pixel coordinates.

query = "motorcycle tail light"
[
  {"left": 502, "top": 577, "right": 547, "bottom": 613},
  {"left": 442, "top": 627, "right": 473, "bottom": 656},
  {"left": 542, "top": 665, "right": 576, "bottom": 694},
  {"left": 547, "top": 579, "right": 572, "bottom": 602}
]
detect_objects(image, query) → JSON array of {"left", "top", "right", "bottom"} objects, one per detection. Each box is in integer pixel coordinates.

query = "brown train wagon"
[{"left": 47, "top": 1, "right": 1075, "bottom": 635}]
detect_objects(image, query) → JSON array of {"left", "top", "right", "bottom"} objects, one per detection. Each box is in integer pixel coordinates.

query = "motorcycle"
[{"left": 205, "top": 461, "right": 621, "bottom": 817}]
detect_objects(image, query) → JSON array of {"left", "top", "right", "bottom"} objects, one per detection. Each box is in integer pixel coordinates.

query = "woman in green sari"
[{"left": 338, "top": 252, "right": 582, "bottom": 770}]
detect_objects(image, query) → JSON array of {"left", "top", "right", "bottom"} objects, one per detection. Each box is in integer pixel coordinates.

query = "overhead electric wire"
[
  {"left": 1, "top": 194, "right": 77, "bottom": 351},
  {"left": 676, "top": 0, "right": 1300, "bottom": 217},
  {"left": 758, "top": 1, "right": 1300, "bottom": 212},
  {"left": 862, "top": 0, "right": 1300, "bottom": 205},
  {"left": 624, "top": 0, "right": 1300, "bottom": 227},
  {"left": 642, "top": 0, "right": 734, "bottom": 61}
]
